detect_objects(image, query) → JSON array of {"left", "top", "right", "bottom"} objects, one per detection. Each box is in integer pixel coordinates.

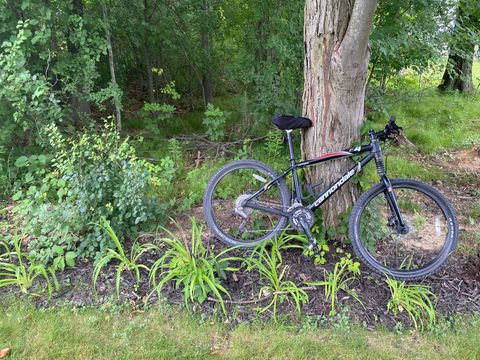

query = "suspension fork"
[{"left": 369, "top": 131, "right": 407, "bottom": 231}]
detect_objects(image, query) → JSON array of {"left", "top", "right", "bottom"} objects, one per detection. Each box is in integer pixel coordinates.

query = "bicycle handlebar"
[{"left": 374, "top": 115, "right": 402, "bottom": 141}]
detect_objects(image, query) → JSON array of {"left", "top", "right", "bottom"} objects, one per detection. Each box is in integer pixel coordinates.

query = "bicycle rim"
[
  {"left": 356, "top": 184, "right": 453, "bottom": 277},
  {"left": 207, "top": 165, "right": 288, "bottom": 244}
]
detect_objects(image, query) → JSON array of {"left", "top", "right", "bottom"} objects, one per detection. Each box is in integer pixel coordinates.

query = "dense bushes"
[{"left": 12, "top": 121, "right": 161, "bottom": 264}]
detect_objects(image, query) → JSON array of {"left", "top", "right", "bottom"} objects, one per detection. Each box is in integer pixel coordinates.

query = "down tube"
[{"left": 308, "top": 153, "right": 375, "bottom": 212}]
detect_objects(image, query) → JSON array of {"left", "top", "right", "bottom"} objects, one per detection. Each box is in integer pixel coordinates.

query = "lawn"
[{"left": 0, "top": 299, "right": 479, "bottom": 360}]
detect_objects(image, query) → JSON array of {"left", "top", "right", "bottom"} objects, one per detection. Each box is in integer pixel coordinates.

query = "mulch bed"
[{"left": 1, "top": 232, "right": 478, "bottom": 330}]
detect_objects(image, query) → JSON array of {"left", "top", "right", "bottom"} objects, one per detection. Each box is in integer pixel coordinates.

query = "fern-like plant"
[
  {"left": 0, "top": 235, "right": 59, "bottom": 298},
  {"left": 148, "top": 218, "right": 240, "bottom": 314},
  {"left": 386, "top": 276, "right": 436, "bottom": 330},
  {"left": 93, "top": 217, "right": 158, "bottom": 298},
  {"left": 306, "top": 254, "right": 362, "bottom": 316},
  {"left": 247, "top": 239, "right": 309, "bottom": 321}
]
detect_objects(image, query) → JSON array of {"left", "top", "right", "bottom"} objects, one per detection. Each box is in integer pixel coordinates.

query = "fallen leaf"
[{"left": 0, "top": 348, "right": 11, "bottom": 358}]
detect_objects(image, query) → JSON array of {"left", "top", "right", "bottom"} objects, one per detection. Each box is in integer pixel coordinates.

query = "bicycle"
[{"left": 203, "top": 115, "right": 458, "bottom": 280}]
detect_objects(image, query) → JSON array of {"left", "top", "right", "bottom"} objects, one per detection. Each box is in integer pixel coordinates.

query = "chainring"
[{"left": 288, "top": 204, "right": 315, "bottom": 231}]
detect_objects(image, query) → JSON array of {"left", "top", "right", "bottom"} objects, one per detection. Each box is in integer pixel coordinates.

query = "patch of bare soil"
[{"left": 440, "top": 146, "right": 480, "bottom": 174}]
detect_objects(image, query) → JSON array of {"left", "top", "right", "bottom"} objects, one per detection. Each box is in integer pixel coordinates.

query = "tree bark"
[
  {"left": 302, "top": 0, "right": 377, "bottom": 227},
  {"left": 201, "top": 0, "right": 213, "bottom": 107},
  {"left": 102, "top": 4, "right": 122, "bottom": 131},
  {"left": 438, "top": 2, "right": 477, "bottom": 93},
  {"left": 439, "top": 52, "right": 474, "bottom": 92}
]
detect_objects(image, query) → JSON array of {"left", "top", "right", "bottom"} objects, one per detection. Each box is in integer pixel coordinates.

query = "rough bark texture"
[
  {"left": 439, "top": 52, "right": 474, "bottom": 93},
  {"left": 302, "top": 0, "right": 377, "bottom": 227}
]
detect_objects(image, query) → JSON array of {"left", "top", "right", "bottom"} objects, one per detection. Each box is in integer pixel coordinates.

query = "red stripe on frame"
[{"left": 315, "top": 151, "right": 352, "bottom": 160}]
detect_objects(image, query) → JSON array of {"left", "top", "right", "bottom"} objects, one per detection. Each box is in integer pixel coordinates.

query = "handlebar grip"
[{"left": 388, "top": 115, "right": 396, "bottom": 126}]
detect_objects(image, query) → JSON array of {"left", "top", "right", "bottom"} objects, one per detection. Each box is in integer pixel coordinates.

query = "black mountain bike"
[{"left": 203, "top": 115, "right": 458, "bottom": 280}]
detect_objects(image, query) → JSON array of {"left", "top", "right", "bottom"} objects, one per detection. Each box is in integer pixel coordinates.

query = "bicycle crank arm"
[{"left": 299, "top": 217, "right": 319, "bottom": 253}]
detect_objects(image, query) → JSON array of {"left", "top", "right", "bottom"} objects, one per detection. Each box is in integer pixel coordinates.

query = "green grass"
[
  {"left": 0, "top": 299, "right": 479, "bottom": 359},
  {"left": 383, "top": 155, "right": 443, "bottom": 181},
  {"left": 371, "top": 60, "right": 480, "bottom": 154}
]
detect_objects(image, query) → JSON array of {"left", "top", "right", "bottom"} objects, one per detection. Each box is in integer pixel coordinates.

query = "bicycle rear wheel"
[
  {"left": 203, "top": 160, "right": 290, "bottom": 247},
  {"left": 349, "top": 178, "right": 458, "bottom": 281}
]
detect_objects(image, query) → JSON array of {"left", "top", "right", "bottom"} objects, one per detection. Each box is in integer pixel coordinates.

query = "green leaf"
[
  {"left": 24, "top": 172, "right": 33, "bottom": 183},
  {"left": 14, "top": 156, "right": 28, "bottom": 167},
  {"left": 53, "top": 256, "right": 65, "bottom": 271},
  {"left": 52, "top": 245, "right": 64, "bottom": 256},
  {"left": 38, "top": 154, "right": 47, "bottom": 164},
  {"left": 65, "top": 252, "right": 77, "bottom": 267},
  {"left": 12, "top": 191, "right": 23, "bottom": 201}
]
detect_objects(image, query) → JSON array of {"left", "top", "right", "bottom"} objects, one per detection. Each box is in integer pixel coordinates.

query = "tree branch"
[{"left": 341, "top": 0, "right": 378, "bottom": 64}]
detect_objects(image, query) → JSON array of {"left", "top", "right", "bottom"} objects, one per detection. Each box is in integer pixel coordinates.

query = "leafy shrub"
[
  {"left": 307, "top": 254, "right": 362, "bottom": 316},
  {"left": 247, "top": 238, "right": 309, "bottom": 321},
  {"left": 149, "top": 218, "right": 240, "bottom": 314},
  {"left": 93, "top": 217, "right": 158, "bottom": 298},
  {"left": 386, "top": 277, "right": 436, "bottom": 330},
  {"left": 203, "top": 104, "right": 227, "bottom": 141},
  {"left": 13, "top": 120, "right": 162, "bottom": 264}
]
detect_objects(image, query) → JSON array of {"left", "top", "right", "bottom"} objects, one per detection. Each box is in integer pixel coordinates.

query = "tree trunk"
[
  {"left": 438, "top": 0, "right": 478, "bottom": 93},
  {"left": 102, "top": 4, "right": 122, "bottom": 131},
  {"left": 201, "top": 0, "right": 213, "bottom": 107},
  {"left": 143, "top": 0, "right": 155, "bottom": 103},
  {"left": 439, "top": 52, "right": 474, "bottom": 92},
  {"left": 302, "top": 0, "right": 377, "bottom": 227}
]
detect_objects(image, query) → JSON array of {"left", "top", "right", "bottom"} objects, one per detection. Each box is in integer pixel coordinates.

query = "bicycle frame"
[{"left": 245, "top": 129, "right": 406, "bottom": 229}]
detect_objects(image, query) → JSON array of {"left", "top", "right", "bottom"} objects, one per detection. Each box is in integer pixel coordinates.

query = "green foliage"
[
  {"left": 140, "top": 81, "right": 180, "bottom": 135},
  {"left": 468, "top": 200, "right": 480, "bottom": 225},
  {"left": 179, "top": 162, "right": 221, "bottom": 211},
  {"left": 0, "top": 233, "right": 59, "bottom": 298},
  {"left": 149, "top": 218, "right": 240, "bottom": 314},
  {"left": 51, "top": 245, "right": 77, "bottom": 272},
  {"left": 225, "top": 0, "right": 304, "bottom": 116},
  {"left": 234, "top": 139, "right": 252, "bottom": 160},
  {"left": 307, "top": 254, "right": 362, "bottom": 317},
  {"left": 13, "top": 121, "right": 161, "bottom": 264},
  {"left": 264, "top": 130, "right": 283, "bottom": 158},
  {"left": 93, "top": 217, "right": 158, "bottom": 298},
  {"left": 203, "top": 104, "right": 227, "bottom": 141},
  {"left": 0, "top": 19, "right": 62, "bottom": 132},
  {"left": 371, "top": 88, "right": 480, "bottom": 154},
  {"left": 386, "top": 277, "right": 436, "bottom": 330},
  {"left": 247, "top": 237, "right": 309, "bottom": 321},
  {"left": 369, "top": 0, "right": 449, "bottom": 88}
]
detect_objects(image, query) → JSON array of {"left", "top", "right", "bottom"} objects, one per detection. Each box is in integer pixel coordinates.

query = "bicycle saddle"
[{"left": 272, "top": 114, "right": 312, "bottom": 130}]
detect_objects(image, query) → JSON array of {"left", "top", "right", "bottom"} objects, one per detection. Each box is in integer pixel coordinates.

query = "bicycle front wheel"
[
  {"left": 203, "top": 160, "right": 291, "bottom": 247},
  {"left": 349, "top": 178, "right": 458, "bottom": 281}
]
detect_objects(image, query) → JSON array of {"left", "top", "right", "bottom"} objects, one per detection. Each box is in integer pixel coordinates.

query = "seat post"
[
  {"left": 285, "top": 130, "right": 296, "bottom": 163},
  {"left": 285, "top": 129, "right": 302, "bottom": 203}
]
